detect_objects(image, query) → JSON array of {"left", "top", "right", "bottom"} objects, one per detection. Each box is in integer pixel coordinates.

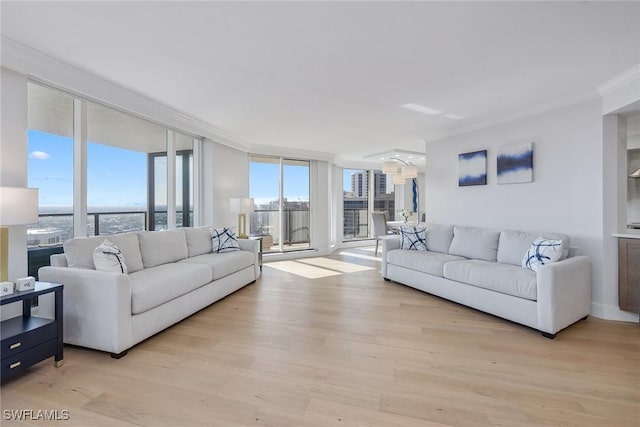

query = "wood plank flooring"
[{"left": 1, "top": 247, "right": 639, "bottom": 426}]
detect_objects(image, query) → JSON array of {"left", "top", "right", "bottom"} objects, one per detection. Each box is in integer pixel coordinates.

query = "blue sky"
[
  {"left": 249, "top": 161, "right": 309, "bottom": 205},
  {"left": 28, "top": 130, "right": 147, "bottom": 208},
  {"left": 343, "top": 169, "right": 364, "bottom": 192},
  {"left": 29, "top": 129, "right": 309, "bottom": 210}
]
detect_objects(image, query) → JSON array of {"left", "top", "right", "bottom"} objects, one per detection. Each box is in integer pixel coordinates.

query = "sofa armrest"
[
  {"left": 238, "top": 239, "right": 260, "bottom": 278},
  {"left": 536, "top": 255, "right": 591, "bottom": 334},
  {"left": 381, "top": 236, "right": 401, "bottom": 278},
  {"left": 38, "top": 266, "right": 133, "bottom": 354}
]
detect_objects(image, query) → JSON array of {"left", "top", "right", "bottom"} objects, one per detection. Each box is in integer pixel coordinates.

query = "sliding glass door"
[
  {"left": 249, "top": 156, "right": 310, "bottom": 252},
  {"left": 342, "top": 169, "right": 394, "bottom": 241}
]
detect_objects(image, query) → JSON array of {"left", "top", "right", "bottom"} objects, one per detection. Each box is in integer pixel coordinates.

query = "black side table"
[{"left": 1, "top": 281, "right": 63, "bottom": 382}]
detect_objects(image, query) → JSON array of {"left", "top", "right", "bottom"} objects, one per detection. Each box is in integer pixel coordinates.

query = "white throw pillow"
[
  {"left": 211, "top": 227, "right": 241, "bottom": 253},
  {"left": 522, "top": 238, "right": 563, "bottom": 272},
  {"left": 399, "top": 225, "right": 428, "bottom": 251},
  {"left": 93, "top": 239, "right": 128, "bottom": 274}
]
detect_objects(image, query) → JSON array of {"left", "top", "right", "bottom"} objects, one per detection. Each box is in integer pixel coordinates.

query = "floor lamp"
[
  {"left": 0, "top": 187, "right": 39, "bottom": 281},
  {"left": 229, "top": 197, "right": 254, "bottom": 239}
]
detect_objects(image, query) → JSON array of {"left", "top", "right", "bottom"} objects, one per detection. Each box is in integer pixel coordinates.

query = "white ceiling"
[{"left": 2, "top": 1, "right": 639, "bottom": 164}]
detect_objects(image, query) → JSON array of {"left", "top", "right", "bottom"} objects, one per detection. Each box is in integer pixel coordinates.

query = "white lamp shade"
[
  {"left": 0, "top": 187, "right": 39, "bottom": 226},
  {"left": 391, "top": 174, "right": 406, "bottom": 185},
  {"left": 382, "top": 161, "right": 398, "bottom": 174},
  {"left": 400, "top": 165, "right": 418, "bottom": 179},
  {"left": 230, "top": 197, "right": 254, "bottom": 214}
]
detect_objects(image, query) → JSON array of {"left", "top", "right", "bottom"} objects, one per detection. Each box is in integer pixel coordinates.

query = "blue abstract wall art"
[
  {"left": 497, "top": 142, "right": 533, "bottom": 184},
  {"left": 458, "top": 150, "right": 487, "bottom": 186}
]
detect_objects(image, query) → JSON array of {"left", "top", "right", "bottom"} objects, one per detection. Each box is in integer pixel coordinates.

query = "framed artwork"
[
  {"left": 497, "top": 142, "right": 533, "bottom": 184},
  {"left": 458, "top": 150, "right": 487, "bottom": 186}
]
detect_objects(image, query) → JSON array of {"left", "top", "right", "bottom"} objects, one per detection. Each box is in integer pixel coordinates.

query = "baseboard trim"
[{"left": 590, "top": 303, "right": 639, "bottom": 322}]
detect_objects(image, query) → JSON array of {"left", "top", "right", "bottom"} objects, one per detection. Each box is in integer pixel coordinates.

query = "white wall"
[
  {"left": 425, "top": 99, "right": 620, "bottom": 320},
  {"left": 310, "top": 160, "right": 332, "bottom": 255},
  {"left": 201, "top": 139, "right": 249, "bottom": 229},
  {"left": 0, "top": 67, "right": 29, "bottom": 319}
]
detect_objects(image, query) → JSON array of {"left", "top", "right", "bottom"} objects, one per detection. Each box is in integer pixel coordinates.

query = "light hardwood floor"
[{"left": 1, "top": 247, "right": 639, "bottom": 426}]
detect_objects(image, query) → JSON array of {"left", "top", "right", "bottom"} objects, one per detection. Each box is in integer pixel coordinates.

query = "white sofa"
[
  {"left": 39, "top": 226, "right": 260, "bottom": 357},
  {"left": 382, "top": 224, "right": 591, "bottom": 338}
]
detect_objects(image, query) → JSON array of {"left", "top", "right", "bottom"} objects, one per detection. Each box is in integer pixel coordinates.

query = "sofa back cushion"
[
  {"left": 63, "top": 232, "right": 144, "bottom": 273},
  {"left": 138, "top": 229, "right": 189, "bottom": 268},
  {"left": 184, "top": 226, "right": 213, "bottom": 257},
  {"left": 497, "top": 230, "right": 571, "bottom": 266},
  {"left": 449, "top": 226, "right": 500, "bottom": 262},
  {"left": 424, "top": 223, "right": 454, "bottom": 253}
]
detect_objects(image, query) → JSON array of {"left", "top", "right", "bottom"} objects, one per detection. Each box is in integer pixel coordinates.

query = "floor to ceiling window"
[
  {"left": 343, "top": 169, "right": 369, "bottom": 240},
  {"left": 27, "top": 84, "right": 74, "bottom": 247},
  {"left": 87, "top": 101, "right": 157, "bottom": 235},
  {"left": 27, "top": 82, "right": 198, "bottom": 246},
  {"left": 148, "top": 132, "right": 194, "bottom": 230},
  {"left": 249, "top": 155, "right": 310, "bottom": 252},
  {"left": 373, "top": 170, "right": 395, "bottom": 221},
  {"left": 175, "top": 133, "right": 194, "bottom": 228},
  {"left": 342, "top": 169, "right": 395, "bottom": 241}
]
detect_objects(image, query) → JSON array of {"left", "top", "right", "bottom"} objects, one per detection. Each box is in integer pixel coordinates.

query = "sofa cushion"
[
  {"left": 129, "top": 263, "right": 213, "bottom": 314},
  {"left": 399, "top": 225, "right": 427, "bottom": 251},
  {"left": 443, "top": 259, "right": 537, "bottom": 301},
  {"left": 522, "top": 238, "right": 564, "bottom": 272},
  {"left": 449, "top": 226, "right": 500, "bottom": 262},
  {"left": 424, "top": 223, "right": 454, "bottom": 254},
  {"left": 64, "top": 232, "right": 144, "bottom": 273},
  {"left": 211, "top": 227, "right": 241, "bottom": 253},
  {"left": 184, "top": 226, "right": 213, "bottom": 257},
  {"left": 179, "top": 251, "right": 255, "bottom": 280},
  {"left": 138, "top": 229, "right": 189, "bottom": 268},
  {"left": 93, "top": 239, "right": 128, "bottom": 274},
  {"left": 497, "top": 230, "right": 571, "bottom": 266},
  {"left": 386, "top": 249, "right": 467, "bottom": 277}
]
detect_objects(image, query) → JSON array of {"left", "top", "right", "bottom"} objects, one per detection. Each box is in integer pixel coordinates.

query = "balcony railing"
[
  {"left": 28, "top": 210, "right": 148, "bottom": 248},
  {"left": 250, "top": 208, "right": 310, "bottom": 250},
  {"left": 343, "top": 207, "right": 369, "bottom": 240}
]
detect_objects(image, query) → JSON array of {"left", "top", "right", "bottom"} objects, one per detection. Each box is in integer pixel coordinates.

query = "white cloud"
[{"left": 29, "top": 151, "right": 51, "bottom": 160}]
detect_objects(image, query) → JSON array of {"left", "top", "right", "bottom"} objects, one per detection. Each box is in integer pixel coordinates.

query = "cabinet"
[
  {"left": 1, "top": 282, "right": 63, "bottom": 382},
  {"left": 618, "top": 238, "right": 640, "bottom": 313}
]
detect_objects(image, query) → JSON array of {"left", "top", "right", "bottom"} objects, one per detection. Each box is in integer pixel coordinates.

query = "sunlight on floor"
[
  {"left": 296, "top": 257, "right": 374, "bottom": 273},
  {"left": 337, "top": 251, "right": 381, "bottom": 262},
  {"left": 264, "top": 261, "right": 341, "bottom": 279}
]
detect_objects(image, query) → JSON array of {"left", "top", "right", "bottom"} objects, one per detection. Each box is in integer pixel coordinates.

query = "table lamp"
[
  {"left": 229, "top": 197, "right": 254, "bottom": 239},
  {"left": 0, "top": 187, "right": 39, "bottom": 281}
]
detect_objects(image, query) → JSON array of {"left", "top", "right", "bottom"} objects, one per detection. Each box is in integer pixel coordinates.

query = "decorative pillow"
[
  {"left": 93, "top": 239, "right": 128, "bottom": 274},
  {"left": 399, "top": 225, "right": 428, "bottom": 251},
  {"left": 211, "top": 227, "right": 241, "bottom": 253},
  {"left": 522, "top": 238, "right": 563, "bottom": 272}
]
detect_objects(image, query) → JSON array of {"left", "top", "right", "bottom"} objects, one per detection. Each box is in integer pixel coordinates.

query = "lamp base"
[
  {"left": 237, "top": 213, "right": 248, "bottom": 239},
  {"left": 0, "top": 226, "right": 8, "bottom": 282}
]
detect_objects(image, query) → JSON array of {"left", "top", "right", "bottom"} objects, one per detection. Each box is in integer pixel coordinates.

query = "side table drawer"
[
  {"left": 1, "top": 339, "right": 58, "bottom": 381},
  {"left": 1, "top": 320, "right": 57, "bottom": 358}
]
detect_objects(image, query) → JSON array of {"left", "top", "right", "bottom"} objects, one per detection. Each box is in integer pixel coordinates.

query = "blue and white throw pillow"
[
  {"left": 93, "top": 239, "right": 128, "bottom": 274},
  {"left": 522, "top": 238, "right": 563, "bottom": 272},
  {"left": 399, "top": 225, "right": 428, "bottom": 251},
  {"left": 211, "top": 227, "right": 241, "bottom": 253}
]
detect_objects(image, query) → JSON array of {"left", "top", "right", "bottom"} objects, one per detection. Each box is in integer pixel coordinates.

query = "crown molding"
[
  {"left": 332, "top": 155, "right": 381, "bottom": 170},
  {"left": 0, "top": 36, "right": 252, "bottom": 151},
  {"left": 426, "top": 91, "right": 599, "bottom": 142},
  {"left": 248, "top": 143, "right": 337, "bottom": 162},
  {"left": 598, "top": 64, "right": 640, "bottom": 96}
]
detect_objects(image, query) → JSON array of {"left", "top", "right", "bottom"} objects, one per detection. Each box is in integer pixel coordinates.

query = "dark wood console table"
[{"left": 1, "top": 281, "right": 63, "bottom": 382}]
